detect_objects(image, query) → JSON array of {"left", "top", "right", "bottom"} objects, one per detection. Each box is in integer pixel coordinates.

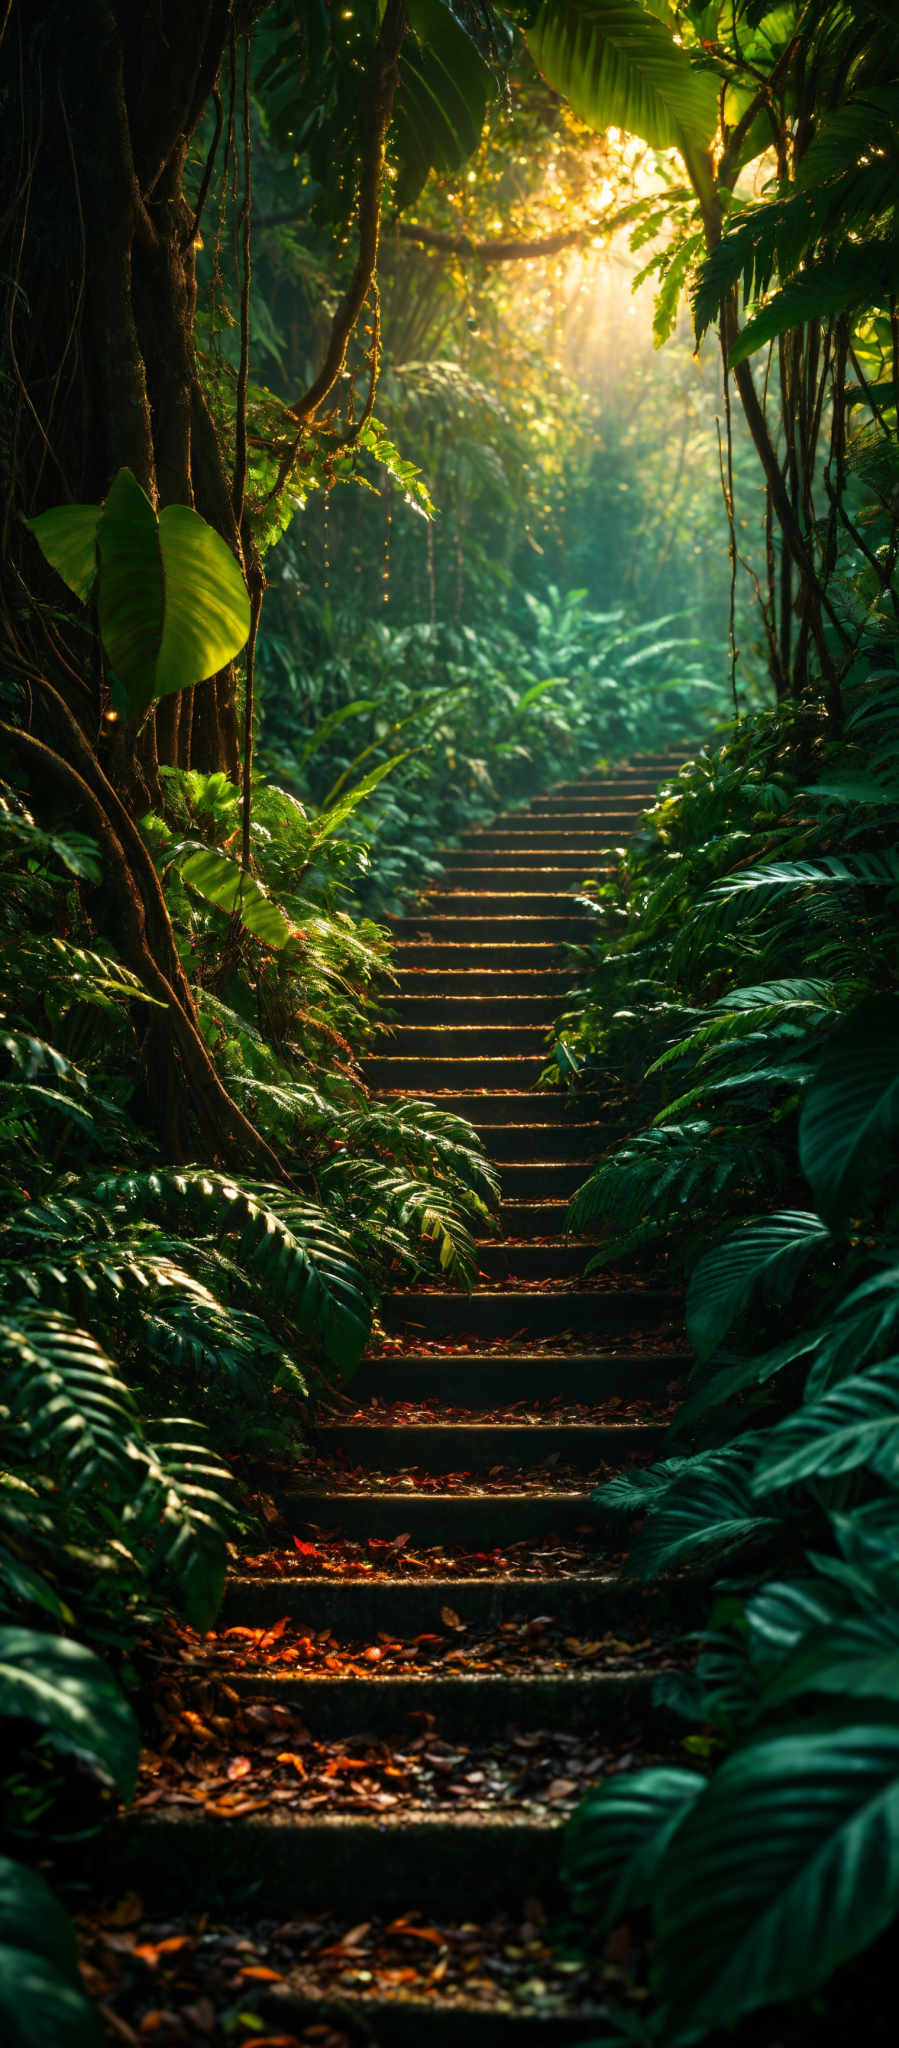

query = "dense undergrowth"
[
  {"left": 260, "top": 583, "right": 721, "bottom": 912},
  {"left": 555, "top": 669, "right": 899, "bottom": 2040},
  {"left": 0, "top": 743, "right": 502, "bottom": 2033}
]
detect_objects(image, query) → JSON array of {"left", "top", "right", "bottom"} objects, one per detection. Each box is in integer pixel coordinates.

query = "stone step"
[
  {"left": 386, "top": 1091, "right": 606, "bottom": 1125},
  {"left": 417, "top": 892, "right": 586, "bottom": 918},
  {"left": 390, "top": 995, "right": 559, "bottom": 1025},
  {"left": 391, "top": 944, "right": 570, "bottom": 969},
  {"left": 314, "top": 1420, "right": 663, "bottom": 1471},
  {"left": 213, "top": 1985, "right": 602, "bottom": 2047},
  {"left": 392, "top": 969, "right": 573, "bottom": 997},
  {"left": 221, "top": 1569, "right": 660, "bottom": 1633},
  {"left": 481, "top": 1123, "right": 608, "bottom": 1161},
  {"left": 388, "top": 916, "right": 588, "bottom": 943},
  {"left": 459, "top": 835, "right": 622, "bottom": 854},
  {"left": 449, "top": 841, "right": 618, "bottom": 861},
  {"left": 115, "top": 1809, "right": 569, "bottom": 1915},
  {"left": 354, "top": 1350, "right": 686, "bottom": 1405},
  {"left": 373, "top": 1024, "right": 550, "bottom": 1058},
  {"left": 551, "top": 781, "right": 658, "bottom": 797},
  {"left": 379, "top": 1288, "right": 680, "bottom": 1339},
  {"left": 284, "top": 1488, "right": 597, "bottom": 1545},
  {"left": 497, "top": 1199, "right": 578, "bottom": 1234},
  {"left": 474, "top": 1241, "right": 594, "bottom": 1280},
  {"left": 364, "top": 1055, "right": 547, "bottom": 1090},
  {"left": 436, "top": 856, "right": 608, "bottom": 877},
  {"left": 221, "top": 1664, "right": 655, "bottom": 1738},
  {"left": 499, "top": 1159, "right": 589, "bottom": 1198},
  {"left": 489, "top": 798, "right": 637, "bottom": 815}
]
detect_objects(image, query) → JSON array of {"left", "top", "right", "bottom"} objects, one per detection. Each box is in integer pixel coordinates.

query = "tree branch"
[
  {"left": 286, "top": 0, "right": 408, "bottom": 426},
  {"left": 391, "top": 217, "right": 608, "bottom": 263}
]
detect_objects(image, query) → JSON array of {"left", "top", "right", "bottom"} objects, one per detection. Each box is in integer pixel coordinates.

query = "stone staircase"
[{"left": 95, "top": 752, "right": 694, "bottom": 2044}]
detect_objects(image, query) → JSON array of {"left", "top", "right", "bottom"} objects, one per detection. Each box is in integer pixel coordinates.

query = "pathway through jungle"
[{"left": 81, "top": 752, "right": 694, "bottom": 2046}]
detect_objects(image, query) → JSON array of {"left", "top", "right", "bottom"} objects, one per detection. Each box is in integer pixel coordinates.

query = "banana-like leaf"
[
  {"left": 653, "top": 1725, "right": 899, "bottom": 2031},
  {"left": 528, "top": 0, "right": 718, "bottom": 156},
  {"left": 563, "top": 1766, "right": 704, "bottom": 1929},
  {"left": 0, "top": 1627, "right": 138, "bottom": 1799},
  {"left": 395, "top": 0, "right": 496, "bottom": 209},
  {"left": 799, "top": 1000, "right": 899, "bottom": 1216},
  {"left": 686, "top": 1211, "right": 832, "bottom": 1362},
  {"left": 169, "top": 840, "right": 292, "bottom": 951},
  {"left": 0, "top": 1856, "right": 102, "bottom": 2047},
  {"left": 753, "top": 1358, "right": 899, "bottom": 1492},
  {"left": 27, "top": 470, "right": 249, "bottom": 716},
  {"left": 763, "top": 1609, "right": 899, "bottom": 1708},
  {"left": 100, "top": 469, "right": 249, "bottom": 713},
  {"left": 23, "top": 504, "right": 102, "bottom": 602},
  {"left": 1, "top": 1309, "right": 140, "bottom": 1491},
  {"left": 626, "top": 1441, "right": 778, "bottom": 1580},
  {"left": 729, "top": 244, "right": 899, "bottom": 366}
]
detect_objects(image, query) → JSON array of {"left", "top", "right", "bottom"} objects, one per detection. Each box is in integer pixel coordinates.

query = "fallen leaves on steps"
[
  {"left": 137, "top": 1683, "right": 678, "bottom": 1820},
  {"left": 79, "top": 1898, "right": 651, "bottom": 2040},
  {"left": 156, "top": 1611, "right": 683, "bottom": 1681}
]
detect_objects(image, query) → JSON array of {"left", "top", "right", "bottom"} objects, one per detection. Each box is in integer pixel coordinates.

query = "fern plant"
[{"left": 556, "top": 689, "right": 899, "bottom": 2041}]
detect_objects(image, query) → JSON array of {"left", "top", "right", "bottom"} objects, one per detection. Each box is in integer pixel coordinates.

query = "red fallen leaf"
[
  {"left": 238, "top": 2039, "right": 303, "bottom": 2048},
  {"left": 387, "top": 1922, "right": 445, "bottom": 1948},
  {"left": 237, "top": 1964, "right": 285, "bottom": 1981}
]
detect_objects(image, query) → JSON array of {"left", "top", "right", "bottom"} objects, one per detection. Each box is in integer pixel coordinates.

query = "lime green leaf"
[
  {"left": 528, "top": 0, "right": 718, "bottom": 156},
  {"left": 96, "top": 468, "right": 250, "bottom": 716},
  {"left": 170, "top": 841, "right": 292, "bottom": 950},
  {"left": 23, "top": 504, "right": 102, "bottom": 602},
  {"left": 0, "top": 1627, "right": 138, "bottom": 1799}
]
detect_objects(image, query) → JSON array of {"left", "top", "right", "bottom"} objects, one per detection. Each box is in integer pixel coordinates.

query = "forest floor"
[{"left": 76, "top": 751, "right": 697, "bottom": 2046}]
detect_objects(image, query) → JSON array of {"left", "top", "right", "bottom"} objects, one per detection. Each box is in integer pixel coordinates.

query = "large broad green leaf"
[
  {"left": 528, "top": 0, "right": 718, "bottom": 156},
  {"left": 395, "top": 0, "right": 496, "bottom": 209},
  {"left": 170, "top": 841, "right": 292, "bottom": 951},
  {"left": 763, "top": 1609, "right": 899, "bottom": 1709},
  {"left": 0, "top": 1857, "right": 78, "bottom": 1976},
  {"left": 728, "top": 245, "right": 899, "bottom": 365},
  {"left": 311, "top": 754, "right": 412, "bottom": 843},
  {"left": 753, "top": 1358, "right": 899, "bottom": 1492},
  {"left": 686, "top": 1211, "right": 831, "bottom": 1362},
  {"left": 0, "top": 1859, "right": 102, "bottom": 2047},
  {"left": 0, "top": 1628, "right": 138, "bottom": 1799},
  {"left": 799, "top": 1000, "right": 899, "bottom": 1217},
  {"left": 626, "top": 1441, "right": 779, "bottom": 1580},
  {"left": 97, "top": 468, "right": 250, "bottom": 716},
  {"left": 26, "top": 471, "right": 250, "bottom": 715},
  {"left": 653, "top": 1725, "right": 899, "bottom": 2032},
  {"left": 563, "top": 1767, "right": 704, "bottom": 1928},
  {"left": 23, "top": 504, "right": 102, "bottom": 602}
]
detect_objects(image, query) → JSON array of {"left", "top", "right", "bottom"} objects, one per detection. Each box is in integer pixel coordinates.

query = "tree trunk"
[{"left": 1, "top": 0, "right": 244, "bottom": 773}]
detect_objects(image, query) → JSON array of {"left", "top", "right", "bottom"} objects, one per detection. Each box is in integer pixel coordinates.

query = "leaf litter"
[
  {"left": 78, "top": 1899, "right": 654, "bottom": 2042},
  {"left": 137, "top": 1681, "right": 680, "bottom": 1820},
  {"left": 154, "top": 1611, "right": 683, "bottom": 1680}
]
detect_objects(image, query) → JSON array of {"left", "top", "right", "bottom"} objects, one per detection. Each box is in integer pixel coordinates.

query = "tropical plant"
[{"left": 557, "top": 678, "right": 899, "bottom": 2039}]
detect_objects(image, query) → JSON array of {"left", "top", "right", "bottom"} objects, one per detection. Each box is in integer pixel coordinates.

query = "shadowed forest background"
[{"left": 2, "top": 3, "right": 899, "bottom": 2044}]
